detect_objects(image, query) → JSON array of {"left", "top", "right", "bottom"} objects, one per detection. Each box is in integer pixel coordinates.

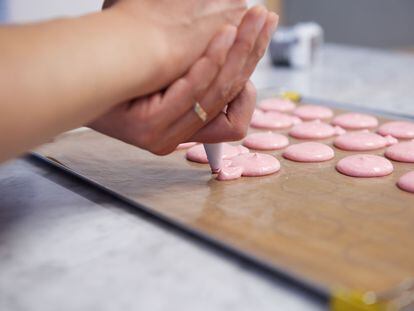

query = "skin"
[
  {"left": 0, "top": 1, "right": 277, "bottom": 162},
  {"left": 90, "top": 7, "right": 278, "bottom": 155}
]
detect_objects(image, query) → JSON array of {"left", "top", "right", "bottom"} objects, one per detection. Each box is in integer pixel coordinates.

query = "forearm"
[{"left": 0, "top": 10, "right": 165, "bottom": 161}]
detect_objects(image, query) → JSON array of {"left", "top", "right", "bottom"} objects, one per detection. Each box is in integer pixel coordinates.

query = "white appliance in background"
[{"left": 269, "top": 22, "right": 324, "bottom": 68}]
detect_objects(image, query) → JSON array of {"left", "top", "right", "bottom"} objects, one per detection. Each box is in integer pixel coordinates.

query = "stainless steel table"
[{"left": 1, "top": 45, "right": 413, "bottom": 311}]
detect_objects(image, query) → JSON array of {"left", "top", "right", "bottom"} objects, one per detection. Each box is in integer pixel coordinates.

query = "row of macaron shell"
[
  {"left": 253, "top": 98, "right": 414, "bottom": 192},
  {"left": 178, "top": 98, "right": 414, "bottom": 190},
  {"left": 253, "top": 98, "right": 414, "bottom": 140}
]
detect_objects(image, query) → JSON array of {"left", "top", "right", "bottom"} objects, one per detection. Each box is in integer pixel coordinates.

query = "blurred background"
[
  {"left": 1, "top": 0, "right": 413, "bottom": 51},
  {"left": 267, "top": 0, "right": 414, "bottom": 51}
]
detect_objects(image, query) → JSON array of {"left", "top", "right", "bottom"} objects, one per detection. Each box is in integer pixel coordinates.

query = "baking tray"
[{"left": 33, "top": 90, "right": 414, "bottom": 305}]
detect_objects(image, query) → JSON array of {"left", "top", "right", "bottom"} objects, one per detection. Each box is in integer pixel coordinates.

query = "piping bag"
[
  {"left": 203, "top": 143, "right": 223, "bottom": 173},
  {"left": 203, "top": 105, "right": 228, "bottom": 173}
]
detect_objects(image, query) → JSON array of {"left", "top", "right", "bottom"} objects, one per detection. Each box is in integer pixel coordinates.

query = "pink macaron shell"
[
  {"left": 334, "top": 132, "right": 388, "bottom": 151},
  {"left": 258, "top": 98, "right": 296, "bottom": 113},
  {"left": 217, "top": 153, "right": 281, "bottom": 181},
  {"left": 377, "top": 121, "right": 414, "bottom": 139},
  {"left": 243, "top": 132, "right": 289, "bottom": 150},
  {"left": 293, "top": 105, "right": 334, "bottom": 121},
  {"left": 397, "top": 171, "right": 414, "bottom": 193},
  {"left": 336, "top": 154, "right": 394, "bottom": 177},
  {"left": 385, "top": 141, "right": 414, "bottom": 163},
  {"left": 230, "top": 153, "right": 281, "bottom": 177},
  {"left": 289, "top": 121, "right": 338, "bottom": 139},
  {"left": 283, "top": 142, "right": 335, "bottom": 162},
  {"left": 332, "top": 113, "right": 379, "bottom": 130},
  {"left": 251, "top": 111, "right": 295, "bottom": 130},
  {"left": 216, "top": 166, "right": 244, "bottom": 181}
]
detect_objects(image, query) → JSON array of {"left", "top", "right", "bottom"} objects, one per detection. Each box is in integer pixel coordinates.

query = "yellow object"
[
  {"left": 331, "top": 279, "right": 414, "bottom": 311},
  {"left": 330, "top": 289, "right": 391, "bottom": 311},
  {"left": 280, "top": 91, "right": 302, "bottom": 103}
]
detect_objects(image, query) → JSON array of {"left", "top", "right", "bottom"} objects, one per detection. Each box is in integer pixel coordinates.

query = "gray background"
[{"left": 284, "top": 0, "right": 414, "bottom": 48}]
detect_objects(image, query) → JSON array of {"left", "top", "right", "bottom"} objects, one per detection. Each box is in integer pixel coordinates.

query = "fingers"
[
  {"left": 195, "top": 6, "right": 267, "bottom": 121},
  {"left": 191, "top": 81, "right": 257, "bottom": 143},
  {"left": 151, "top": 6, "right": 268, "bottom": 153},
  {"left": 239, "top": 12, "right": 278, "bottom": 84},
  {"left": 158, "top": 25, "right": 237, "bottom": 125},
  {"left": 205, "top": 25, "right": 238, "bottom": 66}
]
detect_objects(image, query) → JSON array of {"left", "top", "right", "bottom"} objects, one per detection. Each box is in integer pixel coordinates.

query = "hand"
[
  {"left": 103, "top": 0, "right": 247, "bottom": 94},
  {"left": 89, "top": 6, "right": 278, "bottom": 155}
]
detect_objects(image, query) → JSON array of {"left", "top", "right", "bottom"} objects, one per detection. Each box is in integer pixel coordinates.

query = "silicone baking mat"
[{"left": 33, "top": 91, "right": 414, "bottom": 303}]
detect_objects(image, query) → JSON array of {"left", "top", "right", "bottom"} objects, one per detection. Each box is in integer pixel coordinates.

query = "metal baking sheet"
[{"left": 34, "top": 92, "right": 414, "bottom": 299}]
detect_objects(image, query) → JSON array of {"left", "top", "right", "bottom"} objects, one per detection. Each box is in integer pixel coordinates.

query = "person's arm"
[{"left": 0, "top": 0, "right": 246, "bottom": 162}]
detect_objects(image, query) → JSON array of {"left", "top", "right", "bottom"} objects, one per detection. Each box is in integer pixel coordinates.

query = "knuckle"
[
  {"left": 231, "top": 123, "right": 248, "bottom": 141},
  {"left": 218, "top": 83, "right": 234, "bottom": 102},
  {"left": 246, "top": 82, "right": 257, "bottom": 99},
  {"left": 226, "top": 83, "right": 244, "bottom": 103}
]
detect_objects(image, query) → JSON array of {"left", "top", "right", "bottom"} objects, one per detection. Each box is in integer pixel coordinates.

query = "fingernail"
[
  {"left": 268, "top": 13, "right": 279, "bottom": 36},
  {"left": 271, "top": 12, "right": 279, "bottom": 26}
]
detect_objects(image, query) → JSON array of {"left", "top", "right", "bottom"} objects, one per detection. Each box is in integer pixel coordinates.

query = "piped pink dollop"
[
  {"left": 283, "top": 142, "right": 335, "bottom": 162},
  {"left": 289, "top": 121, "right": 345, "bottom": 139},
  {"left": 243, "top": 132, "right": 289, "bottom": 150},
  {"left": 293, "top": 105, "right": 334, "bottom": 121},
  {"left": 385, "top": 141, "right": 414, "bottom": 163},
  {"left": 377, "top": 121, "right": 414, "bottom": 139},
  {"left": 251, "top": 110, "right": 298, "bottom": 130},
  {"left": 258, "top": 98, "right": 296, "bottom": 113},
  {"left": 397, "top": 171, "right": 414, "bottom": 193},
  {"left": 336, "top": 154, "right": 394, "bottom": 178},
  {"left": 217, "top": 153, "right": 281, "bottom": 181},
  {"left": 332, "top": 113, "right": 379, "bottom": 130},
  {"left": 334, "top": 132, "right": 394, "bottom": 151}
]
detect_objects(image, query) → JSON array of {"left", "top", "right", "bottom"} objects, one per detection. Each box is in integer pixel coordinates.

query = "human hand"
[
  {"left": 89, "top": 6, "right": 278, "bottom": 155},
  {"left": 103, "top": 0, "right": 247, "bottom": 94}
]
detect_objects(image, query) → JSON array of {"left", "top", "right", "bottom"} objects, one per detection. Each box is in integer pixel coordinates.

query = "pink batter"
[
  {"left": 243, "top": 132, "right": 289, "bottom": 150},
  {"left": 250, "top": 110, "right": 301, "bottom": 130},
  {"left": 186, "top": 143, "right": 248, "bottom": 164},
  {"left": 332, "top": 113, "right": 379, "bottom": 130},
  {"left": 377, "top": 121, "right": 414, "bottom": 139},
  {"left": 217, "top": 153, "right": 281, "bottom": 181},
  {"left": 293, "top": 105, "right": 334, "bottom": 121},
  {"left": 385, "top": 141, "right": 414, "bottom": 163},
  {"left": 336, "top": 154, "right": 394, "bottom": 178},
  {"left": 397, "top": 171, "right": 414, "bottom": 193},
  {"left": 334, "top": 132, "right": 398, "bottom": 151},
  {"left": 283, "top": 142, "right": 335, "bottom": 162},
  {"left": 176, "top": 142, "right": 197, "bottom": 150},
  {"left": 258, "top": 98, "right": 296, "bottom": 113},
  {"left": 289, "top": 121, "right": 346, "bottom": 139}
]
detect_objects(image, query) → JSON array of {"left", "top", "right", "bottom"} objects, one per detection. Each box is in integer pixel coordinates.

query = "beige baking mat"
[{"left": 34, "top": 95, "right": 414, "bottom": 296}]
